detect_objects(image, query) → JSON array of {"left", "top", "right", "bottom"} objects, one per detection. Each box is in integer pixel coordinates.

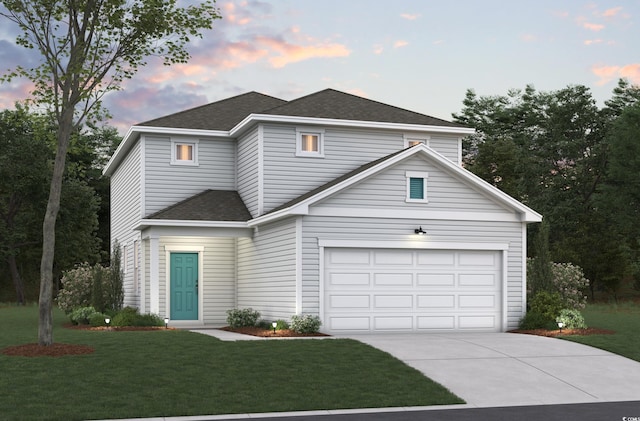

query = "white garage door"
[{"left": 324, "top": 248, "right": 502, "bottom": 333}]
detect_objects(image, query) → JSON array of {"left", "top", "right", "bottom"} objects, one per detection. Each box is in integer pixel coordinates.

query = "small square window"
[
  {"left": 296, "top": 127, "right": 325, "bottom": 157},
  {"left": 404, "top": 135, "right": 430, "bottom": 149},
  {"left": 406, "top": 171, "right": 428, "bottom": 203},
  {"left": 171, "top": 139, "right": 198, "bottom": 165}
]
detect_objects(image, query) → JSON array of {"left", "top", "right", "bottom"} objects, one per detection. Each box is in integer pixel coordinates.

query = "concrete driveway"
[{"left": 339, "top": 333, "right": 640, "bottom": 407}]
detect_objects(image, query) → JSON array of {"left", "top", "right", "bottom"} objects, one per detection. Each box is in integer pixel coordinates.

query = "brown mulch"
[
  {"left": 2, "top": 343, "right": 95, "bottom": 357},
  {"left": 64, "top": 323, "right": 175, "bottom": 332},
  {"left": 220, "top": 326, "right": 330, "bottom": 337},
  {"left": 509, "top": 327, "right": 615, "bottom": 337}
]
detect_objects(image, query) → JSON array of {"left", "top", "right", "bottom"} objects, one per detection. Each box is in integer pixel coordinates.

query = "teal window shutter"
[{"left": 409, "top": 177, "right": 424, "bottom": 199}]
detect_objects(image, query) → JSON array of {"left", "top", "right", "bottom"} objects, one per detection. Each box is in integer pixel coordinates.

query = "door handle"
[{"left": 195, "top": 280, "right": 198, "bottom": 290}]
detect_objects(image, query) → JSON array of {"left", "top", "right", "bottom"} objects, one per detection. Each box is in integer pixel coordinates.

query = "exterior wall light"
[
  {"left": 414, "top": 227, "right": 426, "bottom": 235},
  {"left": 272, "top": 321, "right": 277, "bottom": 334}
]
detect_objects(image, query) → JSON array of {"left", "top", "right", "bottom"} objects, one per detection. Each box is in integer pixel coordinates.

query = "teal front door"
[{"left": 170, "top": 253, "right": 198, "bottom": 320}]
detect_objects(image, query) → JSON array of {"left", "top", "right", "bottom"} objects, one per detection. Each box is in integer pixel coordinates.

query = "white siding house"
[{"left": 104, "top": 89, "right": 541, "bottom": 333}]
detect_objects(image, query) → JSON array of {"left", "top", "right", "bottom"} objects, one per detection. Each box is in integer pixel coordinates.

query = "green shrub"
[
  {"left": 226, "top": 308, "right": 261, "bottom": 328},
  {"left": 556, "top": 308, "right": 587, "bottom": 330},
  {"left": 519, "top": 311, "right": 556, "bottom": 330},
  {"left": 70, "top": 306, "right": 98, "bottom": 325},
  {"left": 290, "top": 314, "right": 322, "bottom": 333},
  {"left": 135, "top": 313, "right": 164, "bottom": 327},
  {"left": 529, "top": 291, "right": 564, "bottom": 321},
  {"left": 274, "top": 319, "right": 289, "bottom": 330},
  {"left": 111, "top": 307, "right": 139, "bottom": 327},
  {"left": 89, "top": 312, "right": 109, "bottom": 327}
]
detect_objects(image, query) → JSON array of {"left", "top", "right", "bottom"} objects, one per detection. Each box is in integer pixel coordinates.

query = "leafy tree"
[
  {"left": 0, "top": 0, "right": 220, "bottom": 345},
  {"left": 0, "top": 107, "right": 50, "bottom": 304}
]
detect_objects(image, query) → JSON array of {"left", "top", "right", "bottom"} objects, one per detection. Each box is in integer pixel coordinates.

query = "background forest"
[{"left": 1, "top": 78, "right": 639, "bottom": 303}]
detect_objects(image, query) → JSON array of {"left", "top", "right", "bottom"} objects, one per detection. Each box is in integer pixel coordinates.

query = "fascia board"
[
  {"left": 231, "top": 114, "right": 476, "bottom": 137},
  {"left": 135, "top": 219, "right": 248, "bottom": 230},
  {"left": 103, "top": 126, "right": 231, "bottom": 176}
]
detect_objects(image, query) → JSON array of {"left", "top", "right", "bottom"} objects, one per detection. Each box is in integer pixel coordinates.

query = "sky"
[{"left": 0, "top": 0, "right": 638, "bottom": 133}]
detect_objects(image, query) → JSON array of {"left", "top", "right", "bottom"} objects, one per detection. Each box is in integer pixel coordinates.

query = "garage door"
[{"left": 324, "top": 248, "right": 502, "bottom": 333}]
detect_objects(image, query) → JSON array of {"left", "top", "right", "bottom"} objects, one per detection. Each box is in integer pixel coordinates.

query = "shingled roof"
[
  {"left": 146, "top": 190, "right": 252, "bottom": 222},
  {"left": 138, "top": 92, "right": 287, "bottom": 131},
  {"left": 137, "top": 89, "right": 465, "bottom": 131}
]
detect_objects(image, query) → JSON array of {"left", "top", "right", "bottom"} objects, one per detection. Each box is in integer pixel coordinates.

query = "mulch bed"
[
  {"left": 509, "top": 327, "right": 615, "bottom": 337},
  {"left": 220, "top": 326, "right": 330, "bottom": 337},
  {"left": 2, "top": 343, "right": 95, "bottom": 357}
]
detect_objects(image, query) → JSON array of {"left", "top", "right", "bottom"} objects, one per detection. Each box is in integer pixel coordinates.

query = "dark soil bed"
[
  {"left": 509, "top": 327, "right": 615, "bottom": 337},
  {"left": 2, "top": 343, "right": 95, "bottom": 357},
  {"left": 221, "top": 326, "right": 330, "bottom": 337}
]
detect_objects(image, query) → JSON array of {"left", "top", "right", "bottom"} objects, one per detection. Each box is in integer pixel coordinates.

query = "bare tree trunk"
[
  {"left": 38, "top": 109, "right": 74, "bottom": 346},
  {"left": 8, "top": 255, "right": 25, "bottom": 305}
]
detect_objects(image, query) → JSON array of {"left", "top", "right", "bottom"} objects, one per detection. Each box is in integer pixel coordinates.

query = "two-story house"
[{"left": 103, "top": 89, "right": 541, "bottom": 334}]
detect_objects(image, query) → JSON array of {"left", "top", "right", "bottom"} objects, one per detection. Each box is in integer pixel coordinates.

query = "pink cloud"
[
  {"left": 400, "top": 13, "right": 420, "bottom": 20},
  {"left": 393, "top": 40, "right": 409, "bottom": 48},
  {"left": 602, "top": 7, "right": 623, "bottom": 17},
  {"left": 584, "top": 39, "right": 603, "bottom": 45},
  {"left": 373, "top": 44, "right": 384, "bottom": 55},
  {"left": 256, "top": 36, "right": 350, "bottom": 68},
  {"left": 521, "top": 34, "right": 537, "bottom": 42},
  {"left": 0, "top": 78, "right": 36, "bottom": 108},
  {"left": 583, "top": 22, "right": 605, "bottom": 31},
  {"left": 592, "top": 64, "right": 640, "bottom": 85}
]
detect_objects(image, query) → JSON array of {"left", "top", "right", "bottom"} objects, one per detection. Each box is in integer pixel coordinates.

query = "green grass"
[
  {"left": 561, "top": 302, "right": 640, "bottom": 362},
  {"left": 0, "top": 305, "right": 463, "bottom": 421}
]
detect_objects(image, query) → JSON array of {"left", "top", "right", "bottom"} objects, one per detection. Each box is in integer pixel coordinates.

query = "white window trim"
[
  {"left": 406, "top": 171, "right": 429, "bottom": 203},
  {"left": 296, "top": 127, "right": 325, "bottom": 158},
  {"left": 171, "top": 139, "right": 199, "bottom": 166},
  {"left": 403, "top": 134, "right": 430, "bottom": 149}
]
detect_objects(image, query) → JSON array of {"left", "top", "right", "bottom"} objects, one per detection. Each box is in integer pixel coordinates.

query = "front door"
[{"left": 170, "top": 253, "right": 198, "bottom": 320}]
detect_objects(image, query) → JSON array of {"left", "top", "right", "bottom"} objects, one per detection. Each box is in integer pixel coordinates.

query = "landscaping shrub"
[
  {"left": 89, "top": 312, "right": 109, "bottom": 327},
  {"left": 274, "top": 319, "right": 289, "bottom": 330},
  {"left": 70, "top": 306, "right": 98, "bottom": 325},
  {"left": 57, "top": 264, "right": 94, "bottom": 314},
  {"left": 226, "top": 308, "right": 261, "bottom": 328},
  {"left": 111, "top": 306, "right": 139, "bottom": 327},
  {"left": 529, "top": 291, "right": 564, "bottom": 322},
  {"left": 519, "top": 311, "right": 556, "bottom": 330},
  {"left": 551, "top": 263, "right": 588, "bottom": 310},
  {"left": 290, "top": 314, "right": 322, "bottom": 333},
  {"left": 556, "top": 308, "right": 587, "bottom": 330}
]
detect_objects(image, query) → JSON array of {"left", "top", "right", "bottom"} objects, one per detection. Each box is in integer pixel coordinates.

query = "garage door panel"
[
  {"left": 324, "top": 248, "right": 502, "bottom": 333},
  {"left": 459, "top": 315, "right": 498, "bottom": 329},
  {"left": 329, "top": 317, "right": 370, "bottom": 331},
  {"left": 417, "top": 273, "right": 456, "bottom": 286},
  {"left": 374, "top": 316, "right": 413, "bottom": 330},
  {"left": 330, "top": 295, "right": 370, "bottom": 308},
  {"left": 418, "top": 316, "right": 456, "bottom": 329},
  {"left": 329, "top": 272, "right": 370, "bottom": 286},
  {"left": 417, "top": 250, "right": 455, "bottom": 265},
  {"left": 374, "top": 295, "right": 413, "bottom": 308},
  {"left": 459, "top": 274, "right": 496, "bottom": 286},
  {"left": 374, "top": 250, "right": 413, "bottom": 265},
  {"left": 374, "top": 273, "right": 413, "bottom": 286},
  {"left": 459, "top": 295, "right": 496, "bottom": 308},
  {"left": 417, "top": 295, "right": 455, "bottom": 308}
]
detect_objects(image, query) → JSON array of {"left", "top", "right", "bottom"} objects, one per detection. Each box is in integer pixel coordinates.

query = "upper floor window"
[
  {"left": 406, "top": 171, "right": 429, "bottom": 203},
  {"left": 404, "top": 134, "right": 430, "bottom": 149},
  {"left": 296, "top": 127, "right": 325, "bottom": 157},
  {"left": 171, "top": 139, "right": 199, "bottom": 166}
]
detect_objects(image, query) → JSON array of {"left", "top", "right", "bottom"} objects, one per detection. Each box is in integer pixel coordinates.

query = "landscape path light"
[
  {"left": 272, "top": 321, "right": 277, "bottom": 334},
  {"left": 164, "top": 317, "right": 169, "bottom": 329},
  {"left": 557, "top": 321, "right": 564, "bottom": 333}
]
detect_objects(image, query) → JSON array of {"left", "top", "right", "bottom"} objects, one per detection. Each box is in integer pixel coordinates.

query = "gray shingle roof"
[
  {"left": 262, "top": 89, "right": 465, "bottom": 128},
  {"left": 138, "top": 92, "right": 288, "bottom": 131},
  {"left": 146, "top": 190, "right": 252, "bottom": 222},
  {"left": 137, "top": 89, "right": 465, "bottom": 131}
]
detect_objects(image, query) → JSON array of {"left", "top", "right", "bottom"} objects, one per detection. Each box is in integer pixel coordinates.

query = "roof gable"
[
  {"left": 251, "top": 144, "right": 542, "bottom": 225},
  {"left": 146, "top": 190, "right": 252, "bottom": 222}
]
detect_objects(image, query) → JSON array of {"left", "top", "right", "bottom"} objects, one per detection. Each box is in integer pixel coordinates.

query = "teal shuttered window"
[{"left": 409, "top": 177, "right": 424, "bottom": 199}]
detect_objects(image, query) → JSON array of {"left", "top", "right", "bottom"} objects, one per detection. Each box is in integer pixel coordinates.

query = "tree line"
[{"left": 453, "top": 78, "right": 640, "bottom": 300}]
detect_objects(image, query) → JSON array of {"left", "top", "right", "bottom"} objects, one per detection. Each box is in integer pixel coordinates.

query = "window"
[
  {"left": 404, "top": 134, "right": 430, "bottom": 149},
  {"left": 406, "top": 171, "right": 429, "bottom": 202},
  {"left": 296, "top": 127, "right": 325, "bottom": 157},
  {"left": 171, "top": 139, "right": 199, "bottom": 165}
]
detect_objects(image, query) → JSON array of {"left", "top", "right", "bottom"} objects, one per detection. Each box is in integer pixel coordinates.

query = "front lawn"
[
  {"left": 0, "top": 305, "right": 463, "bottom": 421},
  {"left": 561, "top": 302, "right": 640, "bottom": 362}
]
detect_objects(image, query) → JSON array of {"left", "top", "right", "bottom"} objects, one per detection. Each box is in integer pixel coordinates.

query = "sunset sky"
[{"left": 0, "top": 0, "right": 638, "bottom": 133}]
